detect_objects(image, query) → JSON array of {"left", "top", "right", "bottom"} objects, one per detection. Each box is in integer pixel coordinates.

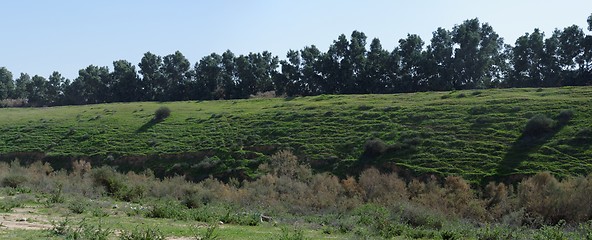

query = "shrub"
[
  {"left": 277, "top": 227, "right": 307, "bottom": 240},
  {"left": 556, "top": 109, "right": 573, "bottom": 124},
  {"left": 50, "top": 218, "right": 112, "bottom": 240},
  {"left": 153, "top": 106, "right": 171, "bottom": 122},
  {"left": 477, "top": 225, "right": 514, "bottom": 240},
  {"left": 0, "top": 198, "right": 24, "bottom": 212},
  {"left": 362, "top": 139, "right": 387, "bottom": 159},
  {"left": 119, "top": 226, "right": 165, "bottom": 240},
  {"left": 91, "top": 166, "right": 128, "bottom": 197},
  {"left": 1, "top": 175, "right": 28, "bottom": 188},
  {"left": 68, "top": 198, "right": 90, "bottom": 214},
  {"left": 523, "top": 114, "right": 554, "bottom": 137},
  {"left": 146, "top": 200, "right": 187, "bottom": 220},
  {"left": 193, "top": 222, "right": 220, "bottom": 240}
]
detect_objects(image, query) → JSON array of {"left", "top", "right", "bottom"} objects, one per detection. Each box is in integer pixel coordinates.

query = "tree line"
[{"left": 1, "top": 15, "right": 591, "bottom": 107}]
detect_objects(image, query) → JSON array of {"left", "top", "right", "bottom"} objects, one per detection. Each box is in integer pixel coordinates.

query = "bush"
[
  {"left": 146, "top": 200, "right": 187, "bottom": 220},
  {"left": 1, "top": 175, "right": 28, "bottom": 188},
  {"left": 0, "top": 198, "right": 24, "bottom": 212},
  {"left": 119, "top": 226, "right": 165, "bottom": 240},
  {"left": 556, "top": 109, "right": 573, "bottom": 124},
  {"left": 153, "top": 106, "right": 171, "bottom": 122},
  {"left": 50, "top": 218, "right": 112, "bottom": 240},
  {"left": 91, "top": 166, "right": 127, "bottom": 197},
  {"left": 523, "top": 114, "right": 554, "bottom": 137},
  {"left": 362, "top": 139, "right": 387, "bottom": 158},
  {"left": 68, "top": 198, "right": 90, "bottom": 214}
]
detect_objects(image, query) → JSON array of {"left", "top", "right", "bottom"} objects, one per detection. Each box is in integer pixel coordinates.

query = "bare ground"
[{"left": 0, "top": 207, "right": 53, "bottom": 231}]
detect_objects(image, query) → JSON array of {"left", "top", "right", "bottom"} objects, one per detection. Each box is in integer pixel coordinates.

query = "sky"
[{"left": 1, "top": 0, "right": 591, "bottom": 80}]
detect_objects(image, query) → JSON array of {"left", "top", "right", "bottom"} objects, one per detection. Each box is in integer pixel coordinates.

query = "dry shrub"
[
  {"left": 0, "top": 98, "right": 28, "bottom": 108},
  {"left": 150, "top": 175, "right": 192, "bottom": 199},
  {"left": 249, "top": 91, "right": 277, "bottom": 99},
  {"left": 408, "top": 179, "right": 426, "bottom": 199},
  {"left": 443, "top": 176, "right": 486, "bottom": 220},
  {"left": 518, "top": 172, "right": 592, "bottom": 224},
  {"left": 265, "top": 150, "right": 311, "bottom": 180},
  {"left": 359, "top": 168, "right": 407, "bottom": 204},
  {"left": 484, "top": 182, "right": 513, "bottom": 220},
  {"left": 341, "top": 176, "right": 363, "bottom": 198},
  {"left": 71, "top": 160, "right": 91, "bottom": 177},
  {"left": 309, "top": 173, "right": 347, "bottom": 211}
]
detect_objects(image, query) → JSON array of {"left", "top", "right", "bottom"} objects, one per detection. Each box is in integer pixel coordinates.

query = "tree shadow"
[
  {"left": 496, "top": 120, "right": 569, "bottom": 178},
  {"left": 136, "top": 118, "right": 159, "bottom": 133}
]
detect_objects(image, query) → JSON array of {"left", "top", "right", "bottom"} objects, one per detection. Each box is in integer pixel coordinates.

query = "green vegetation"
[
  {"left": 2, "top": 156, "right": 592, "bottom": 239},
  {"left": 1, "top": 14, "right": 592, "bottom": 107},
  {"left": 1, "top": 87, "right": 591, "bottom": 183}
]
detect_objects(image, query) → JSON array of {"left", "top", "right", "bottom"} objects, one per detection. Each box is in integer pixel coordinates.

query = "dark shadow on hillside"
[
  {"left": 495, "top": 121, "right": 569, "bottom": 179},
  {"left": 136, "top": 118, "right": 159, "bottom": 133}
]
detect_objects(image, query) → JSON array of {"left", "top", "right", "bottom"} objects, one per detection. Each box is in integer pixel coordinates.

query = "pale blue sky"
[{"left": 1, "top": 0, "right": 591, "bottom": 80}]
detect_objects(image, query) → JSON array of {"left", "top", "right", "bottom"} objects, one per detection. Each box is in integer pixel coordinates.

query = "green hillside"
[{"left": 1, "top": 87, "right": 591, "bottom": 182}]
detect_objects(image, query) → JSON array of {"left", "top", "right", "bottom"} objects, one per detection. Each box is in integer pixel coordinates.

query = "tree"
[
  {"left": 162, "top": 51, "right": 191, "bottom": 101},
  {"left": 74, "top": 65, "right": 111, "bottom": 104},
  {"left": 26, "top": 75, "right": 48, "bottom": 106},
  {"left": 139, "top": 52, "right": 164, "bottom": 101},
  {"left": 0, "top": 67, "right": 14, "bottom": 100},
  {"left": 349, "top": 31, "right": 368, "bottom": 93},
  {"left": 364, "top": 38, "right": 391, "bottom": 93},
  {"left": 250, "top": 51, "right": 279, "bottom": 94},
  {"left": 424, "top": 28, "right": 454, "bottom": 91},
  {"left": 276, "top": 50, "right": 302, "bottom": 96},
  {"left": 300, "top": 45, "right": 323, "bottom": 95},
  {"left": 558, "top": 25, "right": 586, "bottom": 85},
  {"left": 14, "top": 73, "right": 31, "bottom": 99},
  {"left": 588, "top": 13, "right": 592, "bottom": 31},
  {"left": 234, "top": 55, "right": 254, "bottom": 98},
  {"left": 323, "top": 34, "right": 351, "bottom": 94},
  {"left": 451, "top": 18, "right": 504, "bottom": 89},
  {"left": 583, "top": 15, "right": 592, "bottom": 84},
  {"left": 219, "top": 50, "right": 238, "bottom": 99},
  {"left": 540, "top": 30, "right": 563, "bottom": 87},
  {"left": 398, "top": 34, "right": 425, "bottom": 92},
  {"left": 194, "top": 53, "right": 223, "bottom": 100},
  {"left": 46, "top": 71, "right": 66, "bottom": 105},
  {"left": 111, "top": 60, "right": 140, "bottom": 102},
  {"left": 509, "top": 29, "right": 545, "bottom": 87}
]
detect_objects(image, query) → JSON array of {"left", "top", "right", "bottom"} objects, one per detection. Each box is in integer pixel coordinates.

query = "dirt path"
[{"left": 0, "top": 207, "right": 53, "bottom": 231}]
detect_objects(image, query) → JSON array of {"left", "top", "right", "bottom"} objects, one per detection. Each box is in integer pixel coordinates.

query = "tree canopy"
[{"left": 2, "top": 14, "right": 592, "bottom": 107}]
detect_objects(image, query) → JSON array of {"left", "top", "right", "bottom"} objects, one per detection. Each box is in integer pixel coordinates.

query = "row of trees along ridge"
[{"left": 1, "top": 15, "right": 592, "bottom": 106}]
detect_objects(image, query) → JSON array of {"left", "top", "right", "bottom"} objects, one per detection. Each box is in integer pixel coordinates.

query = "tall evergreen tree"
[
  {"left": 558, "top": 25, "right": 586, "bottom": 85},
  {"left": 0, "top": 67, "right": 14, "bottom": 100},
  {"left": 451, "top": 19, "right": 504, "bottom": 89},
  {"left": 162, "top": 51, "right": 191, "bottom": 101},
  {"left": 139, "top": 52, "right": 164, "bottom": 101},
  {"left": 46, "top": 71, "right": 65, "bottom": 105},
  {"left": 27, "top": 75, "right": 48, "bottom": 106},
  {"left": 194, "top": 53, "right": 223, "bottom": 100},
  {"left": 397, "top": 34, "right": 425, "bottom": 92},
  {"left": 424, "top": 28, "right": 454, "bottom": 91},
  {"left": 300, "top": 45, "right": 323, "bottom": 95},
  {"left": 364, "top": 38, "right": 391, "bottom": 93},
  {"left": 14, "top": 73, "right": 31, "bottom": 99},
  {"left": 112, "top": 60, "right": 140, "bottom": 102}
]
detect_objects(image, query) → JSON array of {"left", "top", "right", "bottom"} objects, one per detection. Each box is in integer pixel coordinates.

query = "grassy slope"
[{"left": 1, "top": 87, "right": 591, "bottom": 182}]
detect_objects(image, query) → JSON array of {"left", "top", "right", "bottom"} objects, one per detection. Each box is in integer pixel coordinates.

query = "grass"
[
  {"left": 1, "top": 87, "right": 592, "bottom": 182},
  {"left": 0, "top": 194, "right": 345, "bottom": 240}
]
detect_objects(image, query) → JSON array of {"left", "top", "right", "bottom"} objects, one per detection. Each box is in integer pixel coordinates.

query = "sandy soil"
[{"left": 0, "top": 207, "right": 53, "bottom": 231}]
